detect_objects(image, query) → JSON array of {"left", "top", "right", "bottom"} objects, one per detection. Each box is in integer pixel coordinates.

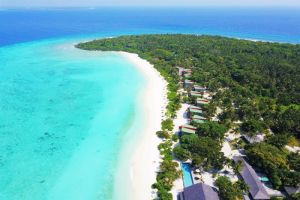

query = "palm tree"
[{"left": 233, "top": 160, "right": 244, "bottom": 174}]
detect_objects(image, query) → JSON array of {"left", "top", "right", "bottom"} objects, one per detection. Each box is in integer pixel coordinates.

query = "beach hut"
[
  {"left": 192, "top": 115, "right": 206, "bottom": 124},
  {"left": 184, "top": 80, "right": 194, "bottom": 89},
  {"left": 187, "top": 106, "right": 203, "bottom": 118},
  {"left": 196, "top": 98, "right": 210, "bottom": 106},
  {"left": 180, "top": 124, "right": 197, "bottom": 135},
  {"left": 233, "top": 156, "right": 270, "bottom": 200},
  {"left": 178, "top": 67, "right": 192, "bottom": 77},
  {"left": 194, "top": 85, "right": 206, "bottom": 93},
  {"left": 190, "top": 91, "right": 202, "bottom": 98},
  {"left": 178, "top": 183, "right": 220, "bottom": 200}
]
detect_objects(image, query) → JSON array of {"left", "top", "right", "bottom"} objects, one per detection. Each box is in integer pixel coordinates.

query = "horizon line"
[{"left": 1, "top": 5, "right": 300, "bottom": 9}]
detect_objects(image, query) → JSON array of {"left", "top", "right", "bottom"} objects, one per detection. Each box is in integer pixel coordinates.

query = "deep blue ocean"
[
  {"left": 0, "top": 7, "right": 300, "bottom": 200},
  {"left": 1, "top": 7, "right": 300, "bottom": 46}
]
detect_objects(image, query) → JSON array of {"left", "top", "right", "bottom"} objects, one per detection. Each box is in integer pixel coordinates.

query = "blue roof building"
[
  {"left": 178, "top": 183, "right": 220, "bottom": 200},
  {"left": 234, "top": 156, "right": 270, "bottom": 200}
]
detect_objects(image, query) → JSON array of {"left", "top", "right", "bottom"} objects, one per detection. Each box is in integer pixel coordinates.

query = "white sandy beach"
[{"left": 115, "top": 52, "right": 168, "bottom": 200}]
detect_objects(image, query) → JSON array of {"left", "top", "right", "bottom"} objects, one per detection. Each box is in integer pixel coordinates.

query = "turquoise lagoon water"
[
  {"left": 0, "top": 39, "right": 145, "bottom": 199},
  {"left": 181, "top": 163, "right": 193, "bottom": 187}
]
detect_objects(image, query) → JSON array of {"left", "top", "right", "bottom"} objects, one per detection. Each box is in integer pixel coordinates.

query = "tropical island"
[{"left": 76, "top": 34, "right": 300, "bottom": 200}]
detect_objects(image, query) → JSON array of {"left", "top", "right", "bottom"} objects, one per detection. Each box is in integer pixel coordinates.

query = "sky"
[{"left": 1, "top": 0, "right": 300, "bottom": 8}]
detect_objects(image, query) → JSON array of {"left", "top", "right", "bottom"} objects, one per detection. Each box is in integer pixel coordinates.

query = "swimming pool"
[{"left": 181, "top": 163, "right": 193, "bottom": 187}]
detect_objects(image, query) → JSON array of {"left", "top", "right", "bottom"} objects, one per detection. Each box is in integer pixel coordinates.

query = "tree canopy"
[
  {"left": 215, "top": 176, "right": 244, "bottom": 200},
  {"left": 245, "top": 142, "right": 300, "bottom": 188},
  {"left": 196, "top": 121, "right": 228, "bottom": 141},
  {"left": 77, "top": 34, "right": 300, "bottom": 138},
  {"left": 179, "top": 134, "right": 225, "bottom": 170}
]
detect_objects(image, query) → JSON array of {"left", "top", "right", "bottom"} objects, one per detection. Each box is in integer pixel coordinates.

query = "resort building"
[
  {"left": 187, "top": 106, "right": 203, "bottom": 118},
  {"left": 196, "top": 98, "right": 209, "bottom": 106},
  {"left": 180, "top": 124, "right": 197, "bottom": 135},
  {"left": 184, "top": 80, "right": 194, "bottom": 89},
  {"left": 178, "top": 183, "right": 220, "bottom": 200},
  {"left": 234, "top": 156, "right": 270, "bottom": 200},
  {"left": 284, "top": 186, "right": 300, "bottom": 197},
  {"left": 192, "top": 115, "right": 206, "bottom": 123},
  {"left": 178, "top": 67, "right": 192, "bottom": 77},
  {"left": 190, "top": 91, "right": 202, "bottom": 98},
  {"left": 194, "top": 85, "right": 206, "bottom": 92}
]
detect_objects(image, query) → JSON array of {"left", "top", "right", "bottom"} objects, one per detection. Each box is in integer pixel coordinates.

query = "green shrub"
[
  {"left": 171, "top": 134, "right": 179, "bottom": 142},
  {"left": 215, "top": 176, "right": 243, "bottom": 200},
  {"left": 173, "top": 145, "right": 190, "bottom": 161},
  {"left": 156, "top": 130, "right": 170, "bottom": 139},
  {"left": 161, "top": 119, "right": 174, "bottom": 131}
]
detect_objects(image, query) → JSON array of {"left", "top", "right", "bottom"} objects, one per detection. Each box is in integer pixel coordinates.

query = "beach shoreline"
[{"left": 113, "top": 52, "right": 168, "bottom": 200}]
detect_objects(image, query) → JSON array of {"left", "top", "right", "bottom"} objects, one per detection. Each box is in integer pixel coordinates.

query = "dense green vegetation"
[
  {"left": 161, "top": 119, "right": 174, "bottom": 131},
  {"left": 77, "top": 34, "right": 300, "bottom": 139},
  {"left": 266, "top": 134, "right": 291, "bottom": 148},
  {"left": 174, "top": 121, "right": 228, "bottom": 170},
  {"left": 177, "top": 134, "right": 225, "bottom": 170},
  {"left": 245, "top": 142, "right": 300, "bottom": 189},
  {"left": 215, "top": 176, "right": 246, "bottom": 200},
  {"left": 154, "top": 137, "right": 181, "bottom": 199},
  {"left": 195, "top": 121, "right": 228, "bottom": 141},
  {"left": 77, "top": 34, "right": 300, "bottom": 199}
]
